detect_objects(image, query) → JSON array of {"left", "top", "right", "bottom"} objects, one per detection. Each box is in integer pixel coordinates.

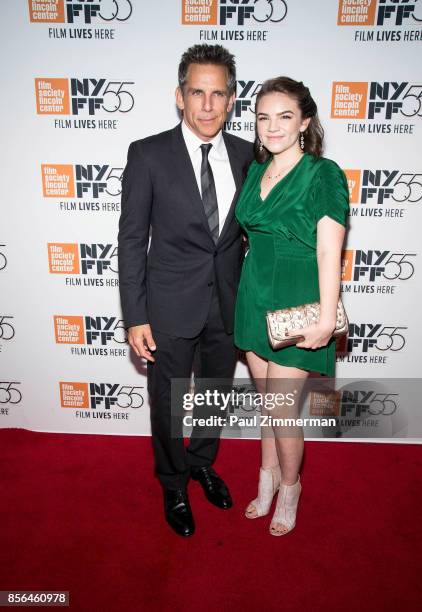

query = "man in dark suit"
[{"left": 118, "top": 44, "right": 253, "bottom": 537}]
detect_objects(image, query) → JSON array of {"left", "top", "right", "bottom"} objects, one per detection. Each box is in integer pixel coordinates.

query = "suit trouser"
[{"left": 147, "top": 287, "right": 237, "bottom": 490}]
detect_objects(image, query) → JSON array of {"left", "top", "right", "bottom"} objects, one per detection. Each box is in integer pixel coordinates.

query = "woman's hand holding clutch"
[{"left": 289, "top": 320, "right": 336, "bottom": 350}]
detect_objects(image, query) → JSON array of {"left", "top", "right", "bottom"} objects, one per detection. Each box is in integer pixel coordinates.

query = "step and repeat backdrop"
[{"left": 1, "top": 0, "right": 421, "bottom": 440}]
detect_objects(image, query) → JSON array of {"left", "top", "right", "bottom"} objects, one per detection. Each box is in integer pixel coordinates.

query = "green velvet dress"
[{"left": 234, "top": 152, "right": 349, "bottom": 377}]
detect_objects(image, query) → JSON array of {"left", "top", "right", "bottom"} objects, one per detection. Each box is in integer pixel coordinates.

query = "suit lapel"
[
  {"left": 217, "top": 132, "right": 244, "bottom": 243},
  {"left": 170, "top": 124, "right": 246, "bottom": 246},
  {"left": 170, "top": 123, "right": 214, "bottom": 244}
]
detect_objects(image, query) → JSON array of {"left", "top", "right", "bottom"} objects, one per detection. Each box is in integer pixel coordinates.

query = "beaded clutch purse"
[{"left": 266, "top": 299, "right": 348, "bottom": 349}]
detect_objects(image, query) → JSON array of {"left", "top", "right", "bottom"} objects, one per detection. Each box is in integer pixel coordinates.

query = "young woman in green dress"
[{"left": 234, "top": 77, "right": 349, "bottom": 536}]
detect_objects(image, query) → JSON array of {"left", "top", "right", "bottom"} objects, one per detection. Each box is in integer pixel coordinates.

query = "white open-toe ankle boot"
[
  {"left": 245, "top": 465, "right": 281, "bottom": 519},
  {"left": 269, "top": 475, "right": 301, "bottom": 536}
]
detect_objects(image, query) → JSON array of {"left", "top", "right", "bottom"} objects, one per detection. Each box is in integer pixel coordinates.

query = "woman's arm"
[
  {"left": 294, "top": 216, "right": 345, "bottom": 349},
  {"left": 316, "top": 216, "right": 345, "bottom": 328}
]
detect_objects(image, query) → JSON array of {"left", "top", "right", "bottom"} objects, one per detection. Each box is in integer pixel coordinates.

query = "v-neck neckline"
[{"left": 259, "top": 153, "right": 307, "bottom": 203}]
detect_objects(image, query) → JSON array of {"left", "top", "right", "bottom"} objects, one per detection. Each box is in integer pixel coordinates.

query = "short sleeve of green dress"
[
  {"left": 234, "top": 153, "right": 349, "bottom": 377},
  {"left": 312, "top": 158, "right": 349, "bottom": 227}
]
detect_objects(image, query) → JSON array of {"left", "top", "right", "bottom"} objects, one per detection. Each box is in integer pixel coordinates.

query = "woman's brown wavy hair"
[{"left": 254, "top": 76, "right": 324, "bottom": 162}]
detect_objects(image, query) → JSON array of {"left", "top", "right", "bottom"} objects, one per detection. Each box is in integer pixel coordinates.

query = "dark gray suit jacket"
[{"left": 118, "top": 122, "right": 254, "bottom": 338}]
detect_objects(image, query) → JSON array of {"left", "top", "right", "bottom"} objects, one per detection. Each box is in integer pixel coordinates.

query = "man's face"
[{"left": 176, "top": 63, "right": 235, "bottom": 141}]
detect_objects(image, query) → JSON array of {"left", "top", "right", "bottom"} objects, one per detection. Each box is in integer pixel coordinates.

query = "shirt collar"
[{"left": 181, "top": 120, "right": 226, "bottom": 159}]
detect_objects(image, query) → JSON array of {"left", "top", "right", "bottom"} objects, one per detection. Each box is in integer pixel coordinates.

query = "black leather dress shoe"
[
  {"left": 191, "top": 467, "right": 233, "bottom": 509},
  {"left": 163, "top": 488, "right": 195, "bottom": 537}
]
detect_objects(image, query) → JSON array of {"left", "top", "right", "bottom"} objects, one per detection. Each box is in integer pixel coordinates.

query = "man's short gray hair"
[{"left": 178, "top": 44, "right": 236, "bottom": 96}]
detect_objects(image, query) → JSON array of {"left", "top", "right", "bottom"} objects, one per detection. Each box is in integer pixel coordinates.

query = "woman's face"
[{"left": 256, "top": 92, "right": 310, "bottom": 156}]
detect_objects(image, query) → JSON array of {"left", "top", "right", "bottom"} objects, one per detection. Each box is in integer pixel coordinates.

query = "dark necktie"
[{"left": 200, "top": 143, "right": 219, "bottom": 243}]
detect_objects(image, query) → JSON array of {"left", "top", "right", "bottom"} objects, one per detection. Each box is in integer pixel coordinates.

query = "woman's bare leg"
[
  {"left": 245, "top": 351, "right": 279, "bottom": 518},
  {"left": 245, "top": 351, "right": 279, "bottom": 468},
  {"left": 266, "top": 362, "right": 309, "bottom": 534}
]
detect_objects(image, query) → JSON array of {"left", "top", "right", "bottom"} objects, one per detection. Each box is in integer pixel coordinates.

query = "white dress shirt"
[{"left": 181, "top": 120, "right": 236, "bottom": 236}]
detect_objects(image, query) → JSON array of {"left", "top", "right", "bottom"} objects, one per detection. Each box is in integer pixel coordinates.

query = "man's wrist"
[{"left": 126, "top": 320, "right": 149, "bottom": 329}]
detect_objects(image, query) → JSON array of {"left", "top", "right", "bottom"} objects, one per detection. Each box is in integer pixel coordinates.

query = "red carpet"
[{"left": 1, "top": 429, "right": 421, "bottom": 611}]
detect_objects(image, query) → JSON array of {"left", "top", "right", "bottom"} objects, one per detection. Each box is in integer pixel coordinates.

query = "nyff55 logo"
[
  {"left": 54, "top": 315, "right": 127, "bottom": 345},
  {"left": 182, "top": 0, "right": 287, "bottom": 26},
  {"left": 0, "top": 245, "right": 7, "bottom": 271},
  {"left": 41, "top": 164, "right": 123, "bottom": 198},
  {"left": 337, "top": 0, "right": 422, "bottom": 26},
  {"left": 344, "top": 169, "right": 422, "bottom": 205},
  {"left": 343, "top": 323, "right": 407, "bottom": 353},
  {"left": 342, "top": 250, "right": 416, "bottom": 282},
  {"left": 48, "top": 244, "right": 118, "bottom": 275},
  {"left": 0, "top": 382, "right": 22, "bottom": 405},
  {"left": 310, "top": 388, "right": 398, "bottom": 418},
  {"left": 35, "top": 78, "right": 134, "bottom": 115},
  {"left": 29, "top": 0, "right": 132, "bottom": 24},
  {"left": 60, "top": 382, "right": 144, "bottom": 409},
  {"left": 234, "top": 80, "right": 262, "bottom": 118},
  {"left": 331, "top": 82, "right": 422, "bottom": 120},
  {"left": 0, "top": 316, "right": 15, "bottom": 342}
]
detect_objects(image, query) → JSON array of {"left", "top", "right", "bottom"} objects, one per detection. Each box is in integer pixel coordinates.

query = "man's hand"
[{"left": 128, "top": 324, "right": 156, "bottom": 362}]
